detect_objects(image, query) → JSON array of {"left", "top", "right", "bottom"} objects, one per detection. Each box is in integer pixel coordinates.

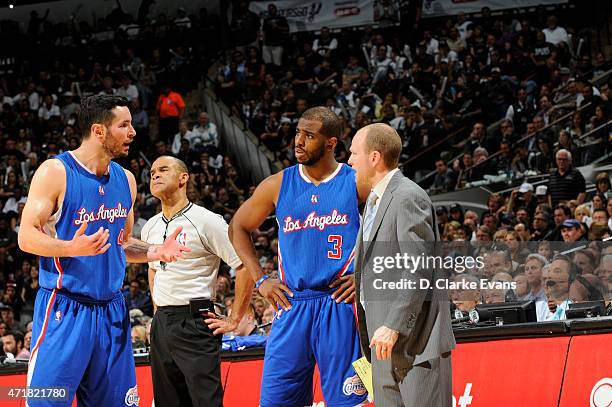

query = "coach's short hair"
[
  {"left": 363, "top": 123, "right": 402, "bottom": 169},
  {"left": 79, "top": 94, "right": 130, "bottom": 138},
  {"left": 301, "top": 107, "right": 342, "bottom": 139}
]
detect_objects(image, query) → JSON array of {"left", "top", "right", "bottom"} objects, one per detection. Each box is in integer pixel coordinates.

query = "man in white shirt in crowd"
[
  {"left": 192, "top": 112, "right": 219, "bottom": 149},
  {"left": 542, "top": 15, "right": 569, "bottom": 46},
  {"left": 13, "top": 82, "right": 41, "bottom": 112},
  {"left": 38, "top": 95, "right": 60, "bottom": 121},
  {"left": 171, "top": 120, "right": 196, "bottom": 155},
  {"left": 455, "top": 11, "right": 472, "bottom": 39},
  {"left": 142, "top": 156, "right": 254, "bottom": 406},
  {"left": 423, "top": 30, "right": 439, "bottom": 56},
  {"left": 116, "top": 75, "right": 139, "bottom": 103}
]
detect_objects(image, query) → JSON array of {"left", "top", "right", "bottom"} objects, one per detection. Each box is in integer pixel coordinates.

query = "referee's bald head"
[{"left": 154, "top": 155, "right": 188, "bottom": 174}]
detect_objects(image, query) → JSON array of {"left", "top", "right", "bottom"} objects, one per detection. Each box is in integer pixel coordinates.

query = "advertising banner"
[
  {"left": 421, "top": 0, "right": 568, "bottom": 19},
  {"left": 249, "top": 0, "right": 399, "bottom": 32}
]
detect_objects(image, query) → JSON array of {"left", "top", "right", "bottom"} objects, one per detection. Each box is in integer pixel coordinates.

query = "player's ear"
[
  {"left": 90, "top": 123, "right": 106, "bottom": 141},
  {"left": 327, "top": 136, "right": 338, "bottom": 151}
]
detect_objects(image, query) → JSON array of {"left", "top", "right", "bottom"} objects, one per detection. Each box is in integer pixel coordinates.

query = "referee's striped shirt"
[{"left": 141, "top": 202, "right": 243, "bottom": 306}]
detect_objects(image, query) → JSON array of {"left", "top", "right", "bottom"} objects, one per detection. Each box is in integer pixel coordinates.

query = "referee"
[{"left": 141, "top": 156, "right": 254, "bottom": 407}]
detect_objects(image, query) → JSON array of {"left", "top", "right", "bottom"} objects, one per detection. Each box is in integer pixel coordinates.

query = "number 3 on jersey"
[{"left": 327, "top": 235, "right": 343, "bottom": 259}]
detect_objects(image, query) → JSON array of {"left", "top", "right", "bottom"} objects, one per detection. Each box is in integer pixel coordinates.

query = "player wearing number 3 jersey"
[{"left": 228, "top": 107, "right": 368, "bottom": 406}]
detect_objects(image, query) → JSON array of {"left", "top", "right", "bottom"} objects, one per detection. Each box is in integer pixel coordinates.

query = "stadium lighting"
[{"left": 8, "top": 3, "right": 14, "bottom": 8}]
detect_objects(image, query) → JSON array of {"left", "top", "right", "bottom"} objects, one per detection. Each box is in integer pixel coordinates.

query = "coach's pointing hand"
[
  {"left": 70, "top": 222, "right": 111, "bottom": 256},
  {"left": 158, "top": 226, "right": 191, "bottom": 262},
  {"left": 259, "top": 278, "right": 293, "bottom": 311}
]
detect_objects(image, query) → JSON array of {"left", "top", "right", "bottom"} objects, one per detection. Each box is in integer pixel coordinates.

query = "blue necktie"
[{"left": 362, "top": 191, "right": 378, "bottom": 241}]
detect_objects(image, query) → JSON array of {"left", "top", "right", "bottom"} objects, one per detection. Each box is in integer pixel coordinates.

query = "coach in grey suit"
[{"left": 348, "top": 123, "right": 456, "bottom": 406}]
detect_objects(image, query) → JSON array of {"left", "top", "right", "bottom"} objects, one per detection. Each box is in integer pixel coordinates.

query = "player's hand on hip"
[
  {"left": 70, "top": 222, "right": 111, "bottom": 256},
  {"left": 329, "top": 274, "right": 355, "bottom": 304},
  {"left": 370, "top": 325, "right": 399, "bottom": 361},
  {"left": 259, "top": 278, "right": 293, "bottom": 311},
  {"left": 204, "top": 312, "right": 238, "bottom": 336},
  {"left": 159, "top": 226, "right": 192, "bottom": 262}
]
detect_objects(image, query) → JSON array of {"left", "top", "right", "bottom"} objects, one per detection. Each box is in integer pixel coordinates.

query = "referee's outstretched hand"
[
  {"left": 70, "top": 222, "right": 111, "bottom": 256},
  {"left": 259, "top": 278, "right": 293, "bottom": 311},
  {"left": 159, "top": 226, "right": 191, "bottom": 262}
]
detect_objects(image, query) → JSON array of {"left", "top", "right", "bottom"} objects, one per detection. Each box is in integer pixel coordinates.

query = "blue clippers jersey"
[
  {"left": 39, "top": 152, "right": 131, "bottom": 300},
  {"left": 276, "top": 164, "right": 359, "bottom": 290}
]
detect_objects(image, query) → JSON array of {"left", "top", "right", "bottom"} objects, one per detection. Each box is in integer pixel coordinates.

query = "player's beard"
[
  {"left": 298, "top": 144, "right": 326, "bottom": 166},
  {"left": 102, "top": 128, "right": 128, "bottom": 158}
]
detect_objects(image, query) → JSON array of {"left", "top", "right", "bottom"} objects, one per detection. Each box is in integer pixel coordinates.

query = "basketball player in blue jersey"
[
  {"left": 228, "top": 107, "right": 368, "bottom": 406},
  {"left": 18, "top": 95, "right": 189, "bottom": 406}
]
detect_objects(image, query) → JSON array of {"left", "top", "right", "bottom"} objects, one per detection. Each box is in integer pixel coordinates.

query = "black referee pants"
[{"left": 150, "top": 306, "right": 223, "bottom": 407}]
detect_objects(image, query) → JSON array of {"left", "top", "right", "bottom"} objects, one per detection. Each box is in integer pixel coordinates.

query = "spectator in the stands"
[
  {"left": 547, "top": 149, "right": 586, "bottom": 207},
  {"left": 531, "top": 211, "right": 552, "bottom": 241},
  {"left": 230, "top": 304, "right": 258, "bottom": 336},
  {"left": 546, "top": 255, "right": 573, "bottom": 320},
  {"left": 313, "top": 26, "right": 338, "bottom": 58},
  {"left": 192, "top": 112, "right": 219, "bottom": 150},
  {"left": 171, "top": 120, "right": 195, "bottom": 155},
  {"left": 261, "top": 4, "right": 289, "bottom": 67},
  {"left": 2, "top": 331, "right": 28, "bottom": 359},
  {"left": 542, "top": 15, "right": 569, "bottom": 46},
  {"left": 560, "top": 219, "right": 586, "bottom": 242},
  {"left": 430, "top": 159, "right": 456, "bottom": 193},
  {"left": 230, "top": 1, "right": 260, "bottom": 54},
  {"left": 157, "top": 86, "right": 185, "bottom": 143},
  {"left": 125, "top": 280, "right": 152, "bottom": 317},
  {"left": 116, "top": 75, "right": 139, "bottom": 102},
  {"left": 573, "top": 250, "right": 597, "bottom": 275}
]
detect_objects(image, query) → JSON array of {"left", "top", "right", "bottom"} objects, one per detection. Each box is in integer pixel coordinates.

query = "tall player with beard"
[
  {"left": 18, "top": 95, "right": 189, "bottom": 406},
  {"left": 225, "top": 107, "right": 368, "bottom": 406}
]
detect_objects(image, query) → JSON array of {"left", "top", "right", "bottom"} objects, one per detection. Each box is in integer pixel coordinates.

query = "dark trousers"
[
  {"left": 158, "top": 116, "right": 179, "bottom": 144},
  {"left": 150, "top": 306, "right": 223, "bottom": 407}
]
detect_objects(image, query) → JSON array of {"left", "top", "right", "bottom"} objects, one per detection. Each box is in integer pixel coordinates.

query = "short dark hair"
[
  {"left": 78, "top": 95, "right": 130, "bottom": 138},
  {"left": 554, "top": 204, "right": 572, "bottom": 217},
  {"left": 301, "top": 107, "right": 342, "bottom": 139},
  {"left": 3, "top": 330, "right": 23, "bottom": 346}
]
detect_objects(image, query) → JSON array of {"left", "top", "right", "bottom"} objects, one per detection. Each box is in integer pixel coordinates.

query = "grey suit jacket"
[{"left": 354, "top": 171, "right": 456, "bottom": 367}]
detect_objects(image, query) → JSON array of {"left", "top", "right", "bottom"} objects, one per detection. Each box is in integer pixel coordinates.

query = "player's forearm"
[
  {"left": 123, "top": 237, "right": 160, "bottom": 263},
  {"left": 228, "top": 223, "right": 265, "bottom": 282},
  {"left": 230, "top": 265, "right": 255, "bottom": 322},
  {"left": 18, "top": 225, "right": 72, "bottom": 257}
]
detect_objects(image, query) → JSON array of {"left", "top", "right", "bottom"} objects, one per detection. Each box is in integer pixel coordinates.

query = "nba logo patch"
[
  {"left": 98, "top": 185, "right": 105, "bottom": 196},
  {"left": 55, "top": 311, "right": 62, "bottom": 322},
  {"left": 177, "top": 232, "right": 187, "bottom": 246},
  {"left": 311, "top": 194, "right": 319, "bottom": 204}
]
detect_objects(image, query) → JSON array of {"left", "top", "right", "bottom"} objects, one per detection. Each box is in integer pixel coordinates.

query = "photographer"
[{"left": 142, "top": 156, "right": 254, "bottom": 407}]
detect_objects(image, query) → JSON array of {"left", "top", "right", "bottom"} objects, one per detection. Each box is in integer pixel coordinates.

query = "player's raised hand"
[
  {"left": 158, "top": 226, "right": 191, "bottom": 263},
  {"left": 329, "top": 274, "right": 355, "bottom": 304},
  {"left": 70, "top": 222, "right": 111, "bottom": 256},
  {"left": 259, "top": 278, "right": 293, "bottom": 311}
]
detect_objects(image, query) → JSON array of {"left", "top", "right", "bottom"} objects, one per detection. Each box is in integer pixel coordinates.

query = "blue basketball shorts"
[
  {"left": 260, "top": 288, "right": 368, "bottom": 407},
  {"left": 27, "top": 287, "right": 137, "bottom": 407}
]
